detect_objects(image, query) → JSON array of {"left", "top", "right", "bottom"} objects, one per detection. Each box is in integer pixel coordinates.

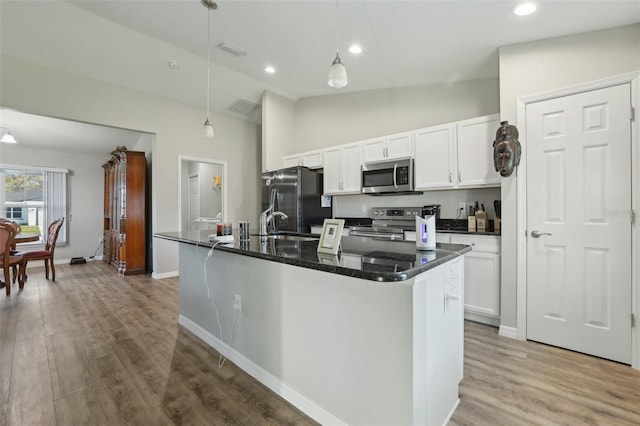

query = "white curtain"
[{"left": 44, "top": 171, "right": 67, "bottom": 244}]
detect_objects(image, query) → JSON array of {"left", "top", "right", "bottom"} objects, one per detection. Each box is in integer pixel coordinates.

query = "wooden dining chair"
[
  {"left": 0, "top": 222, "right": 26, "bottom": 296},
  {"left": 14, "top": 217, "right": 64, "bottom": 283}
]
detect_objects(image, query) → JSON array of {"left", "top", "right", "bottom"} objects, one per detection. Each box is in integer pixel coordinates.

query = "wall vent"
[
  {"left": 217, "top": 42, "right": 247, "bottom": 57},
  {"left": 226, "top": 98, "right": 260, "bottom": 117}
]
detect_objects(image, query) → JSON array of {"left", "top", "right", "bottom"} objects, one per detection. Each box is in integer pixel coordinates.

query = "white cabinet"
[
  {"left": 455, "top": 114, "right": 501, "bottom": 187},
  {"left": 283, "top": 150, "right": 324, "bottom": 169},
  {"left": 414, "top": 114, "right": 500, "bottom": 190},
  {"left": 323, "top": 142, "right": 361, "bottom": 195},
  {"left": 414, "top": 124, "right": 457, "bottom": 190},
  {"left": 362, "top": 132, "right": 413, "bottom": 163},
  {"left": 442, "top": 233, "right": 501, "bottom": 326}
]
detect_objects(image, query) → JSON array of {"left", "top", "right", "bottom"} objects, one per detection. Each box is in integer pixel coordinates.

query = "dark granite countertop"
[{"left": 154, "top": 230, "right": 471, "bottom": 283}]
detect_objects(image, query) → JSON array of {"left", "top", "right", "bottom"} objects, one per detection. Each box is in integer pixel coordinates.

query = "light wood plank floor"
[{"left": 1, "top": 261, "right": 639, "bottom": 425}]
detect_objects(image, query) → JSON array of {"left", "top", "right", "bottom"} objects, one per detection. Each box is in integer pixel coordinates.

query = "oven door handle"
[{"left": 393, "top": 163, "right": 398, "bottom": 189}]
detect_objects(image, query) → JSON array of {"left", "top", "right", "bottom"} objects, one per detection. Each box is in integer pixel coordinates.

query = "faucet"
[{"left": 259, "top": 207, "right": 288, "bottom": 237}]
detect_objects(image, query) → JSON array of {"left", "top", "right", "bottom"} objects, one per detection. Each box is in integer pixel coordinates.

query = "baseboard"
[
  {"left": 498, "top": 325, "right": 520, "bottom": 339},
  {"left": 178, "top": 314, "right": 347, "bottom": 426},
  {"left": 152, "top": 270, "right": 179, "bottom": 279},
  {"left": 464, "top": 311, "right": 500, "bottom": 327}
]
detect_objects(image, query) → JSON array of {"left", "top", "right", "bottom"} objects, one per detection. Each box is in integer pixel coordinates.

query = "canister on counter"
[{"left": 239, "top": 221, "right": 250, "bottom": 240}]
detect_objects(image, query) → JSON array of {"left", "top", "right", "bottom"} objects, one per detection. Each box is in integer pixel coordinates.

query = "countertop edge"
[{"left": 154, "top": 233, "right": 471, "bottom": 282}]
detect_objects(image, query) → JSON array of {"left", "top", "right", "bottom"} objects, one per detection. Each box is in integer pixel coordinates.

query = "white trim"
[
  {"left": 178, "top": 314, "right": 348, "bottom": 426},
  {"left": 498, "top": 325, "right": 519, "bottom": 340},
  {"left": 152, "top": 270, "right": 179, "bottom": 279},
  {"left": 0, "top": 163, "right": 69, "bottom": 173},
  {"left": 177, "top": 155, "right": 228, "bottom": 231},
  {"left": 464, "top": 311, "right": 501, "bottom": 328},
  {"left": 516, "top": 71, "right": 640, "bottom": 369}
]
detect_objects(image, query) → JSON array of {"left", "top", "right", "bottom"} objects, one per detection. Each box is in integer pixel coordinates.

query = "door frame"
[
  {"left": 177, "top": 155, "right": 228, "bottom": 232},
  {"left": 515, "top": 72, "right": 640, "bottom": 369}
]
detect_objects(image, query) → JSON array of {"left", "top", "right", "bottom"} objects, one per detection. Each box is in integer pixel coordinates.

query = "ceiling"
[{"left": 0, "top": 0, "right": 639, "bottom": 154}]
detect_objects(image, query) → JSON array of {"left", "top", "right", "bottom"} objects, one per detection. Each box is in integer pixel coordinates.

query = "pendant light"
[
  {"left": 0, "top": 128, "right": 17, "bottom": 144},
  {"left": 202, "top": 0, "right": 217, "bottom": 138},
  {"left": 327, "top": 0, "right": 348, "bottom": 89}
]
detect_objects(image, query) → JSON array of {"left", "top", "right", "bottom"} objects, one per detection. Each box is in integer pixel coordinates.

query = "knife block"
[
  {"left": 476, "top": 211, "right": 487, "bottom": 232},
  {"left": 467, "top": 215, "right": 476, "bottom": 232},
  {"left": 494, "top": 218, "right": 501, "bottom": 232}
]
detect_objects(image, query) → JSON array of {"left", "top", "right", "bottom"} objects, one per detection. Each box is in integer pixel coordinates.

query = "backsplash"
[{"left": 332, "top": 187, "right": 501, "bottom": 220}]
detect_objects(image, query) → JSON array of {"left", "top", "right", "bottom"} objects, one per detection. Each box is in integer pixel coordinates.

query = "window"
[{"left": 1, "top": 165, "right": 68, "bottom": 244}]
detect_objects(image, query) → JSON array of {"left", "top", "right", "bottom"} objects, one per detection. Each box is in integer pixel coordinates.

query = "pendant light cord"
[
  {"left": 206, "top": 7, "right": 211, "bottom": 119},
  {"left": 335, "top": 0, "right": 340, "bottom": 53}
]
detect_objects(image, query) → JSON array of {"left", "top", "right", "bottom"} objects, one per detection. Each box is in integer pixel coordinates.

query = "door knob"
[{"left": 530, "top": 230, "right": 552, "bottom": 238}]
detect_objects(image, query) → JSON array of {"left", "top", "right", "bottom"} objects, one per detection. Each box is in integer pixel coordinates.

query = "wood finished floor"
[{"left": 0, "top": 261, "right": 638, "bottom": 425}]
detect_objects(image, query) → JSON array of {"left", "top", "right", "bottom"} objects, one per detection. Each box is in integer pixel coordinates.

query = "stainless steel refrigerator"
[{"left": 261, "top": 166, "right": 331, "bottom": 234}]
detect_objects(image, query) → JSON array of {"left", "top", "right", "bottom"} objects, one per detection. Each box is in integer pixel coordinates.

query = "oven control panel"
[{"left": 372, "top": 207, "right": 422, "bottom": 219}]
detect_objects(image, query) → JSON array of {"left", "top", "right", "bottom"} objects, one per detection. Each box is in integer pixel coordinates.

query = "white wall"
[
  {"left": 498, "top": 23, "right": 640, "bottom": 329},
  {"left": 262, "top": 90, "right": 295, "bottom": 172},
  {"left": 0, "top": 144, "right": 104, "bottom": 262},
  {"left": 293, "top": 78, "right": 500, "bottom": 151},
  {"left": 1, "top": 54, "right": 261, "bottom": 276}
]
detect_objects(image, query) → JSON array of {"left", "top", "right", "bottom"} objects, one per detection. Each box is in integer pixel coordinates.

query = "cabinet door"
[
  {"left": 340, "top": 143, "right": 362, "bottom": 193},
  {"left": 385, "top": 132, "right": 413, "bottom": 159},
  {"left": 414, "top": 124, "right": 456, "bottom": 190},
  {"left": 461, "top": 252, "right": 500, "bottom": 317},
  {"left": 451, "top": 234, "right": 500, "bottom": 319},
  {"left": 361, "top": 137, "right": 386, "bottom": 163},
  {"left": 283, "top": 155, "right": 300, "bottom": 168},
  {"left": 456, "top": 114, "right": 501, "bottom": 187},
  {"left": 301, "top": 150, "right": 323, "bottom": 169},
  {"left": 323, "top": 147, "right": 342, "bottom": 195}
]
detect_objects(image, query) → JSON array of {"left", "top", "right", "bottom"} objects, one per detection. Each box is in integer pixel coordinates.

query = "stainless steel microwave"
[{"left": 361, "top": 158, "right": 415, "bottom": 194}]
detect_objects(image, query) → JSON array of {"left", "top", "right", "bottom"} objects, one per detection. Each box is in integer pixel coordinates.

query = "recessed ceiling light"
[
  {"left": 265, "top": 66, "right": 275, "bottom": 74},
  {"left": 349, "top": 44, "right": 362, "bottom": 54},
  {"left": 513, "top": 2, "right": 537, "bottom": 16},
  {"left": 168, "top": 60, "right": 180, "bottom": 70}
]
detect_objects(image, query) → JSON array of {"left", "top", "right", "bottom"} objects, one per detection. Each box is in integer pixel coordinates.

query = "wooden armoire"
[{"left": 103, "top": 150, "right": 146, "bottom": 275}]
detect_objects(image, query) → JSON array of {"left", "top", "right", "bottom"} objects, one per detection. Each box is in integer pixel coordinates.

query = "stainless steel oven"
[
  {"left": 361, "top": 158, "right": 414, "bottom": 194},
  {"left": 349, "top": 206, "right": 422, "bottom": 240}
]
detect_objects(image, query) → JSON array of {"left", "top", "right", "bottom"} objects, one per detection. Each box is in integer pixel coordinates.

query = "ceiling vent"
[
  {"left": 226, "top": 98, "right": 260, "bottom": 117},
  {"left": 217, "top": 42, "right": 247, "bottom": 57}
]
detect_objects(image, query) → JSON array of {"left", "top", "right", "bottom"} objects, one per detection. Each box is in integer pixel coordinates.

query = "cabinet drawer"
[{"left": 450, "top": 234, "right": 499, "bottom": 254}]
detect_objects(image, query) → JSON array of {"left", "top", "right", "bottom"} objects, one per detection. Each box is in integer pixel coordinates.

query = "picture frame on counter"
[{"left": 317, "top": 219, "right": 345, "bottom": 255}]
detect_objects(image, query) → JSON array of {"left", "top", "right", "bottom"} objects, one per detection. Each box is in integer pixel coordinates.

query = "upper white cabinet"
[
  {"left": 362, "top": 132, "right": 413, "bottom": 163},
  {"left": 455, "top": 114, "right": 501, "bottom": 187},
  {"left": 414, "top": 124, "right": 457, "bottom": 190},
  {"left": 414, "top": 114, "right": 500, "bottom": 190},
  {"left": 283, "top": 150, "right": 324, "bottom": 169},
  {"left": 323, "top": 142, "right": 361, "bottom": 195}
]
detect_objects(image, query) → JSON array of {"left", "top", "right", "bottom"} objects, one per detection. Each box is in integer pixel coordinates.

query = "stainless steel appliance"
[
  {"left": 261, "top": 166, "right": 331, "bottom": 234},
  {"left": 349, "top": 206, "right": 422, "bottom": 240},
  {"left": 361, "top": 158, "right": 416, "bottom": 194}
]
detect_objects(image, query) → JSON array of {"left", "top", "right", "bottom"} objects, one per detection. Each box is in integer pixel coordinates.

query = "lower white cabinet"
[{"left": 441, "top": 233, "right": 501, "bottom": 326}]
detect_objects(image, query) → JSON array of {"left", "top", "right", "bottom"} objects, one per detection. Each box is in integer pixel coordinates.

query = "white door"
[{"left": 526, "top": 84, "right": 632, "bottom": 364}]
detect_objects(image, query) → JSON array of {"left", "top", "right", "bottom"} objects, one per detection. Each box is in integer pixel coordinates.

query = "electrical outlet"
[
  {"left": 233, "top": 294, "right": 242, "bottom": 313},
  {"left": 458, "top": 202, "right": 467, "bottom": 219}
]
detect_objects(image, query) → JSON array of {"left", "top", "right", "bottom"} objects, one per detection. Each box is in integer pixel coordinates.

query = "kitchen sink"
[{"left": 266, "top": 234, "right": 319, "bottom": 242}]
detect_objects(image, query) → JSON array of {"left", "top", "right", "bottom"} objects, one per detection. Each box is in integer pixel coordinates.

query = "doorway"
[{"left": 177, "top": 156, "right": 227, "bottom": 237}]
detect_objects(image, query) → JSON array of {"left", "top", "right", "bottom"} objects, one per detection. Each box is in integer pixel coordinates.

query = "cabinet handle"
[
  {"left": 448, "top": 172, "right": 452, "bottom": 183},
  {"left": 384, "top": 147, "right": 388, "bottom": 157},
  {"left": 446, "top": 293, "right": 460, "bottom": 301},
  {"left": 458, "top": 171, "right": 462, "bottom": 183}
]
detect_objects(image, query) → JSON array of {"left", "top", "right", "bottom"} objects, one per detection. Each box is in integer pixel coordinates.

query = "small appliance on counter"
[
  {"left": 415, "top": 215, "right": 436, "bottom": 251},
  {"left": 422, "top": 204, "right": 441, "bottom": 224}
]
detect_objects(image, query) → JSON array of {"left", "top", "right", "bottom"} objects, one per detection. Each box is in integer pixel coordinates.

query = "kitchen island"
[{"left": 155, "top": 230, "right": 470, "bottom": 425}]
